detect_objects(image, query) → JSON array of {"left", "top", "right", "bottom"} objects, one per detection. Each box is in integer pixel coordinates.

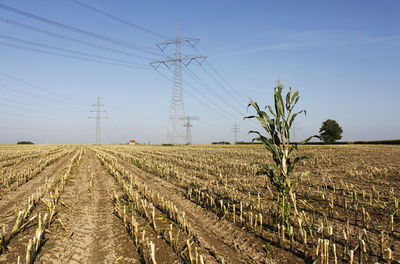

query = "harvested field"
[{"left": 0, "top": 144, "right": 399, "bottom": 263}]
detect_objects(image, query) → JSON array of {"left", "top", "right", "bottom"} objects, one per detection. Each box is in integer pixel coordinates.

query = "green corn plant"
[{"left": 245, "top": 83, "right": 314, "bottom": 228}]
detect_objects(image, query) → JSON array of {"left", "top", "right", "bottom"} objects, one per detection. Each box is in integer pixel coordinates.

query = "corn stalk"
[{"left": 246, "top": 84, "right": 313, "bottom": 228}]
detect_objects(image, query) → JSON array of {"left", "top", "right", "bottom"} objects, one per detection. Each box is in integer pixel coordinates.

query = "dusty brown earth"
[
  {"left": 37, "top": 150, "right": 139, "bottom": 264},
  {"left": 0, "top": 149, "right": 75, "bottom": 263},
  {"left": 109, "top": 152, "right": 282, "bottom": 264},
  {"left": 0, "top": 144, "right": 399, "bottom": 263}
]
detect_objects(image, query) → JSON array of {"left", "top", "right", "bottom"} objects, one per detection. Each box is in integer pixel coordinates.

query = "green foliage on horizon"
[
  {"left": 211, "top": 141, "right": 231, "bottom": 145},
  {"left": 319, "top": 119, "right": 343, "bottom": 144},
  {"left": 17, "top": 141, "right": 34, "bottom": 145}
]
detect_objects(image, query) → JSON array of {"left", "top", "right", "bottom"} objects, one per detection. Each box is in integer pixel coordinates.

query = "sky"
[{"left": 0, "top": 0, "right": 399, "bottom": 144}]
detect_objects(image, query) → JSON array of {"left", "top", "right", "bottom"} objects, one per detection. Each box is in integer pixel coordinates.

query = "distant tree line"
[
  {"left": 211, "top": 141, "right": 231, "bottom": 145},
  {"left": 231, "top": 140, "right": 400, "bottom": 145},
  {"left": 17, "top": 141, "right": 34, "bottom": 144}
]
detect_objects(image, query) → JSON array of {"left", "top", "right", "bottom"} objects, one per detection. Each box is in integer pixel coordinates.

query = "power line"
[
  {"left": 0, "top": 100, "right": 86, "bottom": 119},
  {"left": 106, "top": 118, "right": 130, "bottom": 144},
  {"left": 180, "top": 26, "right": 246, "bottom": 105},
  {"left": 165, "top": 65, "right": 259, "bottom": 133},
  {"left": 204, "top": 60, "right": 245, "bottom": 101},
  {"left": 156, "top": 69, "right": 252, "bottom": 130},
  {"left": 0, "top": 16, "right": 154, "bottom": 61},
  {"left": 183, "top": 72, "right": 258, "bottom": 132},
  {"left": 193, "top": 49, "right": 248, "bottom": 111},
  {"left": 155, "top": 69, "right": 259, "bottom": 143},
  {"left": 0, "top": 94, "right": 84, "bottom": 114},
  {"left": 0, "top": 99, "right": 54, "bottom": 113},
  {"left": 193, "top": 47, "right": 246, "bottom": 103},
  {"left": 200, "top": 63, "right": 245, "bottom": 107},
  {"left": 0, "top": 34, "right": 150, "bottom": 67},
  {"left": 0, "top": 126, "right": 129, "bottom": 131},
  {"left": 183, "top": 75, "right": 240, "bottom": 122},
  {"left": 67, "top": 0, "right": 169, "bottom": 39},
  {"left": 0, "top": 3, "right": 162, "bottom": 57},
  {"left": 0, "top": 112, "right": 85, "bottom": 120},
  {"left": 178, "top": 24, "right": 255, "bottom": 131},
  {"left": 1, "top": 13, "right": 252, "bottom": 121},
  {"left": 155, "top": 53, "right": 233, "bottom": 123},
  {"left": 0, "top": 82, "right": 87, "bottom": 112},
  {"left": 184, "top": 67, "right": 246, "bottom": 117},
  {"left": 183, "top": 68, "right": 259, "bottom": 132},
  {"left": 0, "top": 70, "right": 87, "bottom": 107},
  {"left": 155, "top": 70, "right": 236, "bottom": 124},
  {"left": 0, "top": 41, "right": 150, "bottom": 69},
  {"left": 0, "top": 127, "right": 89, "bottom": 131}
]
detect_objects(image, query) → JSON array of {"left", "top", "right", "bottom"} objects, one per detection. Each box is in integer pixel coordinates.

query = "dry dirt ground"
[
  {"left": 0, "top": 147, "right": 283, "bottom": 263},
  {"left": 0, "top": 145, "right": 399, "bottom": 263}
]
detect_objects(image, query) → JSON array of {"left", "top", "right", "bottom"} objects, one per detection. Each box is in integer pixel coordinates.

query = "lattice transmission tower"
[
  {"left": 151, "top": 19, "right": 206, "bottom": 144},
  {"left": 180, "top": 116, "right": 199, "bottom": 144},
  {"left": 231, "top": 123, "right": 240, "bottom": 144},
  {"left": 89, "top": 97, "right": 107, "bottom": 144}
]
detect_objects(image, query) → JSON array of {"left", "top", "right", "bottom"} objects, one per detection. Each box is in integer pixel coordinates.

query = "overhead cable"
[
  {"left": 0, "top": 41, "right": 151, "bottom": 69},
  {"left": 0, "top": 126, "right": 89, "bottom": 131},
  {"left": 0, "top": 16, "right": 158, "bottom": 61},
  {"left": 0, "top": 112, "right": 84, "bottom": 120},
  {"left": 184, "top": 67, "right": 247, "bottom": 117},
  {"left": 68, "top": 0, "right": 169, "bottom": 39},
  {"left": 0, "top": 82, "right": 87, "bottom": 111},
  {"left": 0, "top": 101, "right": 86, "bottom": 119},
  {"left": 200, "top": 63, "right": 245, "bottom": 107},
  {"left": 204, "top": 60, "right": 245, "bottom": 102},
  {"left": 0, "top": 70, "right": 86, "bottom": 105},
  {"left": 155, "top": 70, "right": 237, "bottom": 124},
  {"left": 0, "top": 34, "right": 150, "bottom": 67},
  {"left": 0, "top": 3, "right": 163, "bottom": 57}
]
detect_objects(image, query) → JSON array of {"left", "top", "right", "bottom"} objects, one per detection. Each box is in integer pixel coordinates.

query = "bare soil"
[
  {"left": 0, "top": 144, "right": 398, "bottom": 263},
  {"left": 37, "top": 150, "right": 139, "bottom": 264}
]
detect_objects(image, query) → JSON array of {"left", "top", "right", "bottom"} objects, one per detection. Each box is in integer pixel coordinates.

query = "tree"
[
  {"left": 245, "top": 84, "right": 313, "bottom": 228},
  {"left": 17, "top": 141, "right": 34, "bottom": 144},
  {"left": 319, "top": 119, "right": 343, "bottom": 144}
]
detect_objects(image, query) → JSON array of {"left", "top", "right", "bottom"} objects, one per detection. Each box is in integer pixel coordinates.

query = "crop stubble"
[{"left": 0, "top": 144, "right": 398, "bottom": 264}]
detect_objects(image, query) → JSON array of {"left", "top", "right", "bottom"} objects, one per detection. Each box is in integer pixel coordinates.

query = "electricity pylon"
[
  {"left": 180, "top": 116, "right": 199, "bottom": 144},
  {"left": 151, "top": 19, "right": 206, "bottom": 144},
  {"left": 89, "top": 97, "right": 107, "bottom": 144},
  {"left": 231, "top": 123, "right": 240, "bottom": 144}
]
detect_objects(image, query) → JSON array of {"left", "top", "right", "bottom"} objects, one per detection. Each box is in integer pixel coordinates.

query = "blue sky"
[{"left": 0, "top": 0, "right": 399, "bottom": 144}]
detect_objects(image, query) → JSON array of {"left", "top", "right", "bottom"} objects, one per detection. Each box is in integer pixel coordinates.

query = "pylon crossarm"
[
  {"left": 165, "top": 61, "right": 174, "bottom": 69},
  {"left": 156, "top": 40, "right": 175, "bottom": 51},
  {"left": 152, "top": 56, "right": 206, "bottom": 68},
  {"left": 182, "top": 58, "right": 194, "bottom": 67},
  {"left": 195, "top": 57, "right": 207, "bottom": 65},
  {"left": 182, "top": 55, "right": 207, "bottom": 66},
  {"left": 150, "top": 63, "right": 160, "bottom": 70},
  {"left": 157, "top": 38, "right": 200, "bottom": 51},
  {"left": 151, "top": 57, "right": 176, "bottom": 65},
  {"left": 183, "top": 38, "right": 200, "bottom": 48}
]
